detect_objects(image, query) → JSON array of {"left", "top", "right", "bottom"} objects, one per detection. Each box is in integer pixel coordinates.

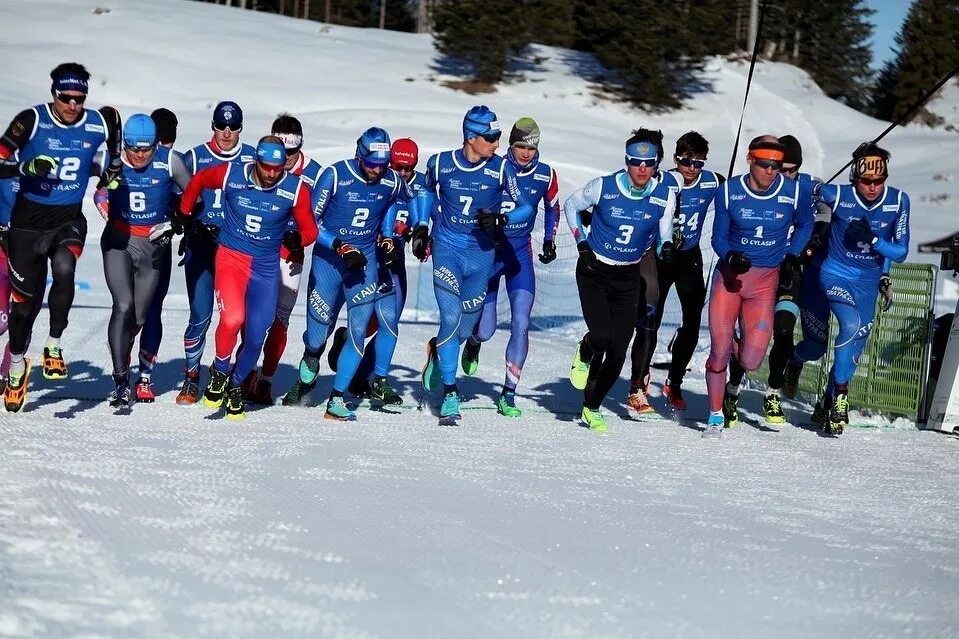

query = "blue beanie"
[
  {"left": 123, "top": 113, "right": 157, "bottom": 148},
  {"left": 462, "top": 105, "right": 500, "bottom": 141},
  {"left": 213, "top": 101, "right": 243, "bottom": 129}
]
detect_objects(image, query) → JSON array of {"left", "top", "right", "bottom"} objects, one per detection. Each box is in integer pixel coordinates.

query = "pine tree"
[
  {"left": 763, "top": 0, "right": 875, "bottom": 110},
  {"left": 871, "top": 0, "right": 959, "bottom": 122},
  {"left": 432, "top": 0, "right": 529, "bottom": 84},
  {"left": 525, "top": 0, "right": 576, "bottom": 48},
  {"left": 680, "top": 0, "right": 740, "bottom": 57},
  {"left": 572, "top": 0, "right": 706, "bottom": 110}
]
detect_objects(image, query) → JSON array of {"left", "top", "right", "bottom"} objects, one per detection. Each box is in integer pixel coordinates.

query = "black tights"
[{"left": 576, "top": 258, "right": 641, "bottom": 410}]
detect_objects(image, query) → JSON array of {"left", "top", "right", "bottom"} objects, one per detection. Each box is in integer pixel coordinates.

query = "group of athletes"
[{"left": 0, "top": 62, "right": 910, "bottom": 435}]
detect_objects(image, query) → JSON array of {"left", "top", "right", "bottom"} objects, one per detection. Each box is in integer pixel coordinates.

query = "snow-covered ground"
[{"left": 1, "top": 1, "right": 958, "bottom": 637}]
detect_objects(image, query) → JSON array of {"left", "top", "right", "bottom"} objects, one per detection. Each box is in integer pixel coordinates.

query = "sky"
[{"left": 866, "top": 0, "right": 910, "bottom": 69}]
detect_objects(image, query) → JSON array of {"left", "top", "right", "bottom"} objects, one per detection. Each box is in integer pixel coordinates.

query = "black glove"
[
  {"left": 333, "top": 239, "right": 367, "bottom": 270},
  {"left": 800, "top": 220, "right": 829, "bottom": 264},
  {"left": 726, "top": 250, "right": 752, "bottom": 274},
  {"left": 577, "top": 241, "right": 596, "bottom": 270},
  {"left": 96, "top": 162, "right": 123, "bottom": 190},
  {"left": 170, "top": 208, "right": 193, "bottom": 235},
  {"left": 580, "top": 208, "right": 593, "bottom": 228},
  {"left": 282, "top": 230, "right": 302, "bottom": 252},
  {"left": 177, "top": 235, "right": 188, "bottom": 266},
  {"left": 538, "top": 240, "right": 557, "bottom": 264},
  {"left": 847, "top": 216, "right": 876, "bottom": 245},
  {"left": 476, "top": 208, "right": 507, "bottom": 234},
  {"left": 879, "top": 274, "right": 893, "bottom": 312},
  {"left": 0, "top": 225, "right": 8, "bottom": 252},
  {"left": 410, "top": 225, "right": 431, "bottom": 262},
  {"left": 659, "top": 241, "right": 676, "bottom": 264},
  {"left": 378, "top": 236, "right": 398, "bottom": 267},
  {"left": 778, "top": 253, "right": 800, "bottom": 290},
  {"left": 22, "top": 155, "right": 57, "bottom": 178},
  {"left": 194, "top": 222, "right": 220, "bottom": 244}
]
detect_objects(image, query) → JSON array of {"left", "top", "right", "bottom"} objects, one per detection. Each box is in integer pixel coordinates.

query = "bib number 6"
[{"left": 129, "top": 191, "right": 146, "bottom": 212}]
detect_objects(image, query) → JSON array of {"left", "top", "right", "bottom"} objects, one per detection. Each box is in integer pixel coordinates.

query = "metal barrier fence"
[{"left": 752, "top": 262, "right": 937, "bottom": 421}]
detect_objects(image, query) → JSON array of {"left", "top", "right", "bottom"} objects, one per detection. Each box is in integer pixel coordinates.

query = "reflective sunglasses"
[
  {"left": 479, "top": 131, "right": 502, "bottom": 143},
  {"left": 391, "top": 163, "right": 415, "bottom": 172},
  {"left": 627, "top": 157, "right": 658, "bottom": 168},
  {"left": 54, "top": 91, "right": 86, "bottom": 106},
  {"left": 360, "top": 158, "right": 388, "bottom": 170},
  {"left": 858, "top": 176, "right": 886, "bottom": 186},
  {"left": 676, "top": 156, "right": 706, "bottom": 169},
  {"left": 754, "top": 158, "right": 783, "bottom": 170},
  {"left": 125, "top": 144, "right": 156, "bottom": 153},
  {"left": 213, "top": 122, "right": 242, "bottom": 133}
]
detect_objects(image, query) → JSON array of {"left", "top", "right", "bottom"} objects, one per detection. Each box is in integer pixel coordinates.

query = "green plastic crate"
[{"left": 752, "top": 262, "right": 936, "bottom": 420}]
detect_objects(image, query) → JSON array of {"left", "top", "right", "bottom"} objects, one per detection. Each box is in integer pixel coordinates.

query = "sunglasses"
[
  {"left": 627, "top": 158, "right": 658, "bottom": 168},
  {"left": 676, "top": 156, "right": 705, "bottom": 169},
  {"left": 213, "top": 123, "right": 242, "bottom": 133},
  {"left": 125, "top": 144, "right": 156, "bottom": 153},
  {"left": 391, "top": 163, "right": 415, "bottom": 172},
  {"left": 479, "top": 132, "right": 502, "bottom": 143},
  {"left": 754, "top": 158, "right": 783, "bottom": 170},
  {"left": 361, "top": 158, "right": 388, "bottom": 170},
  {"left": 858, "top": 177, "right": 886, "bottom": 186},
  {"left": 54, "top": 91, "right": 86, "bottom": 106}
]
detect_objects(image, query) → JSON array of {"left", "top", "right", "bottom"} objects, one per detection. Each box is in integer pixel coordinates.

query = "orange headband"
[{"left": 749, "top": 148, "right": 785, "bottom": 162}]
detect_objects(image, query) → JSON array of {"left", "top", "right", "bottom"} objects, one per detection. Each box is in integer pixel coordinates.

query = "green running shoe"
[
  {"left": 496, "top": 390, "right": 522, "bottom": 418},
  {"left": 826, "top": 392, "right": 848, "bottom": 435},
  {"left": 570, "top": 343, "right": 591, "bottom": 390},
  {"left": 325, "top": 395, "right": 356, "bottom": 421},
  {"left": 202, "top": 366, "right": 229, "bottom": 408},
  {"left": 461, "top": 338, "right": 481, "bottom": 376},
  {"left": 763, "top": 392, "right": 786, "bottom": 424},
  {"left": 421, "top": 337, "right": 441, "bottom": 392},
  {"left": 224, "top": 383, "right": 245, "bottom": 421},
  {"left": 722, "top": 392, "right": 740, "bottom": 427},
  {"left": 581, "top": 406, "right": 607, "bottom": 432},
  {"left": 440, "top": 391, "right": 460, "bottom": 419},
  {"left": 371, "top": 376, "right": 402, "bottom": 405}
]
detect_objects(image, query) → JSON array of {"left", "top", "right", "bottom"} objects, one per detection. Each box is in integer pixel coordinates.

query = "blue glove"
[{"left": 847, "top": 216, "right": 876, "bottom": 244}]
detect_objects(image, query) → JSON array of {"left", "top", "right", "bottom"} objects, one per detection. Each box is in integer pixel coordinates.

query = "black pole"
[{"left": 727, "top": 0, "right": 770, "bottom": 178}]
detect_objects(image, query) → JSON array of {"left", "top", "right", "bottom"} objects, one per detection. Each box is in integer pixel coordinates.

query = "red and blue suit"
[
  {"left": 259, "top": 152, "right": 323, "bottom": 379},
  {"left": 706, "top": 173, "right": 812, "bottom": 413},
  {"left": 180, "top": 139, "right": 256, "bottom": 375},
  {"left": 179, "top": 162, "right": 317, "bottom": 387}
]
